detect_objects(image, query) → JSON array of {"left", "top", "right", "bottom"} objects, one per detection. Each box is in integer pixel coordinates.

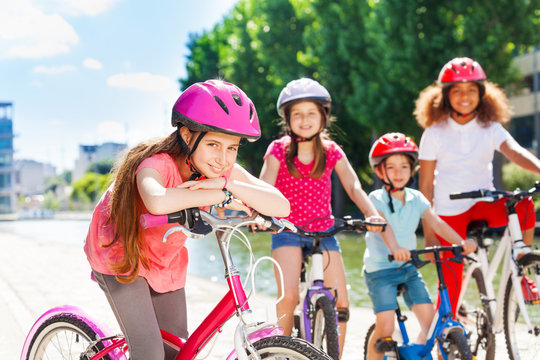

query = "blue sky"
[{"left": 0, "top": 0, "right": 239, "bottom": 173}]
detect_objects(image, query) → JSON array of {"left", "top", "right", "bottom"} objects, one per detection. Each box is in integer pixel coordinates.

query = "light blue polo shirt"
[{"left": 363, "top": 187, "right": 431, "bottom": 273}]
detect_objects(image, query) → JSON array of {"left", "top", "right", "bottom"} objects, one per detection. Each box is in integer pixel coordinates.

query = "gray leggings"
[{"left": 93, "top": 271, "right": 188, "bottom": 360}]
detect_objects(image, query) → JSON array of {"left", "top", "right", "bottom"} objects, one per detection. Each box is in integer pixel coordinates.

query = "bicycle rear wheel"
[
  {"left": 460, "top": 268, "right": 495, "bottom": 360},
  {"left": 24, "top": 313, "right": 113, "bottom": 360},
  {"left": 362, "top": 323, "right": 376, "bottom": 360},
  {"left": 503, "top": 251, "right": 540, "bottom": 360},
  {"left": 441, "top": 331, "right": 473, "bottom": 360},
  {"left": 244, "top": 335, "right": 333, "bottom": 359},
  {"left": 311, "top": 296, "right": 339, "bottom": 359}
]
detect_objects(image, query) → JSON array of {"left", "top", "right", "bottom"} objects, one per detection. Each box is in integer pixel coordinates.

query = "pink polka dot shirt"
[{"left": 264, "top": 136, "right": 345, "bottom": 231}]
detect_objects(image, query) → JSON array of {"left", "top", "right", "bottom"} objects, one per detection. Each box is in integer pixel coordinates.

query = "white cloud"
[
  {"left": 83, "top": 58, "right": 103, "bottom": 70},
  {"left": 35, "top": 0, "right": 121, "bottom": 17},
  {"left": 33, "top": 64, "right": 76, "bottom": 74},
  {"left": 96, "top": 121, "right": 127, "bottom": 143},
  {"left": 0, "top": 1, "right": 79, "bottom": 59},
  {"left": 106, "top": 72, "right": 177, "bottom": 92}
]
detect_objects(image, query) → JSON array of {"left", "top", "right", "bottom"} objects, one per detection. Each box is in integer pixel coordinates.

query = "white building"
[
  {"left": 14, "top": 159, "right": 56, "bottom": 196},
  {"left": 73, "top": 142, "right": 127, "bottom": 181}
]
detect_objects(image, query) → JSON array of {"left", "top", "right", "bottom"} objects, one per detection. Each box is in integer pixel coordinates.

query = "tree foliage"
[
  {"left": 179, "top": 0, "right": 540, "bottom": 210},
  {"left": 71, "top": 172, "right": 111, "bottom": 204}
]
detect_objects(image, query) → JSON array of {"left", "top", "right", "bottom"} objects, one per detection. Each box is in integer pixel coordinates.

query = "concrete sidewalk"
[{"left": 0, "top": 231, "right": 376, "bottom": 359}]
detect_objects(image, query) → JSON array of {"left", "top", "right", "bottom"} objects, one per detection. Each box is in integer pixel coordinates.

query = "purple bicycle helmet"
[
  {"left": 276, "top": 78, "right": 331, "bottom": 118},
  {"left": 172, "top": 80, "right": 260, "bottom": 141}
]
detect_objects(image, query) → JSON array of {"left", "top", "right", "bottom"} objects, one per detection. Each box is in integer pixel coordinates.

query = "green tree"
[
  {"left": 87, "top": 158, "right": 115, "bottom": 175},
  {"left": 71, "top": 172, "right": 111, "bottom": 204}
]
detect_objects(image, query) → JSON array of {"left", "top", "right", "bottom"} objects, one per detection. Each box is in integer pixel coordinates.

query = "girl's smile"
[
  {"left": 289, "top": 101, "right": 323, "bottom": 138},
  {"left": 377, "top": 154, "right": 413, "bottom": 190},
  {"left": 448, "top": 82, "right": 480, "bottom": 123},
  {"left": 187, "top": 131, "right": 240, "bottom": 178}
]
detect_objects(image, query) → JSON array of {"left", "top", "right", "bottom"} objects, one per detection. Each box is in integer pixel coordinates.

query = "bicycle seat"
[
  {"left": 397, "top": 283, "right": 408, "bottom": 296},
  {"left": 466, "top": 220, "right": 491, "bottom": 248}
]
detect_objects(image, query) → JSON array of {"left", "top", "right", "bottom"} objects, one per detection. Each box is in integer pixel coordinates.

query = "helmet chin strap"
[
  {"left": 176, "top": 126, "right": 207, "bottom": 181},
  {"left": 380, "top": 170, "right": 414, "bottom": 213},
  {"left": 452, "top": 109, "right": 477, "bottom": 119}
]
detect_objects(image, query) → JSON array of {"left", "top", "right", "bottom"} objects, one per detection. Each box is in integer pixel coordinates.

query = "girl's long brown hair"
[
  {"left": 281, "top": 102, "right": 334, "bottom": 179},
  {"left": 106, "top": 130, "right": 184, "bottom": 283},
  {"left": 414, "top": 81, "right": 512, "bottom": 129}
]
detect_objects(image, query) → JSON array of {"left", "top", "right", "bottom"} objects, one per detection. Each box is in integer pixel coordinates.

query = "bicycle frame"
[
  {"left": 457, "top": 211, "right": 536, "bottom": 333},
  {"left": 394, "top": 248, "right": 468, "bottom": 360},
  {"left": 296, "top": 242, "right": 338, "bottom": 343}
]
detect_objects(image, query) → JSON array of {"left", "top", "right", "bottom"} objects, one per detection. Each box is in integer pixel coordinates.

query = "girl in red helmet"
[
  {"left": 259, "top": 78, "right": 385, "bottom": 354},
  {"left": 364, "top": 132, "right": 475, "bottom": 360},
  {"left": 415, "top": 57, "right": 540, "bottom": 316},
  {"left": 84, "top": 80, "right": 290, "bottom": 360}
]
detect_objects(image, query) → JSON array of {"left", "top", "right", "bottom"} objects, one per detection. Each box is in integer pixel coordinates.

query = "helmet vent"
[
  {"left": 249, "top": 104, "right": 254, "bottom": 120},
  {"left": 232, "top": 93, "right": 242, "bottom": 106},
  {"left": 213, "top": 96, "right": 229, "bottom": 115}
]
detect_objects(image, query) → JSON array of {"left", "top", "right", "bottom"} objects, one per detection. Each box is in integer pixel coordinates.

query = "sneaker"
[
  {"left": 458, "top": 302, "right": 469, "bottom": 317},
  {"left": 521, "top": 275, "right": 540, "bottom": 304}
]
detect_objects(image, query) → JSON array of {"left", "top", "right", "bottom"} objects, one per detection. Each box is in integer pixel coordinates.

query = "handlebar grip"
[
  {"left": 140, "top": 213, "right": 168, "bottom": 229},
  {"left": 449, "top": 190, "right": 484, "bottom": 200},
  {"left": 388, "top": 254, "right": 394, "bottom": 262}
]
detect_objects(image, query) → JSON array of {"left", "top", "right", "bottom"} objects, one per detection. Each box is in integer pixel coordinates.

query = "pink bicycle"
[{"left": 20, "top": 208, "right": 332, "bottom": 360}]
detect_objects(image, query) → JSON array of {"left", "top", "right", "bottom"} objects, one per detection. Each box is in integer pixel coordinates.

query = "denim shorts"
[
  {"left": 364, "top": 264, "right": 432, "bottom": 314},
  {"left": 271, "top": 231, "right": 341, "bottom": 254}
]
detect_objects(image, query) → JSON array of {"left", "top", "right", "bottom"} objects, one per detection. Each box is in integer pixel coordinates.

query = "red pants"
[{"left": 435, "top": 197, "right": 535, "bottom": 316}]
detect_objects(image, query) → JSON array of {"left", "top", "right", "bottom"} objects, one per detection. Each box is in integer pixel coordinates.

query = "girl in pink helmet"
[
  {"left": 84, "top": 80, "right": 290, "bottom": 360},
  {"left": 365, "top": 132, "right": 475, "bottom": 360},
  {"left": 415, "top": 57, "right": 540, "bottom": 316},
  {"left": 259, "top": 78, "right": 385, "bottom": 354}
]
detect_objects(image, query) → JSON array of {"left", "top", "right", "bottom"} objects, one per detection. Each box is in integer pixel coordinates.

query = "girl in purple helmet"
[
  {"left": 415, "top": 57, "right": 540, "bottom": 316},
  {"left": 84, "top": 80, "right": 290, "bottom": 360},
  {"left": 259, "top": 78, "right": 385, "bottom": 354}
]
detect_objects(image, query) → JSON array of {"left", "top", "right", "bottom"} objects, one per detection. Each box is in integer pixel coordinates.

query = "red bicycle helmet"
[
  {"left": 369, "top": 132, "right": 419, "bottom": 170},
  {"left": 438, "top": 57, "right": 486, "bottom": 85},
  {"left": 172, "top": 80, "right": 260, "bottom": 141}
]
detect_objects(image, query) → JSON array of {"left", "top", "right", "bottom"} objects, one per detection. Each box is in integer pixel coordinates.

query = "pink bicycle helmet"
[
  {"left": 276, "top": 78, "right": 331, "bottom": 118},
  {"left": 438, "top": 57, "right": 486, "bottom": 85},
  {"left": 369, "top": 132, "right": 418, "bottom": 170},
  {"left": 172, "top": 80, "right": 260, "bottom": 141}
]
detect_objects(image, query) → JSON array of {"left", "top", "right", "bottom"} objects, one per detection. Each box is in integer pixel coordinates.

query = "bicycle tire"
[
  {"left": 443, "top": 331, "right": 473, "bottom": 360},
  {"left": 503, "top": 251, "right": 540, "bottom": 360},
  {"left": 469, "top": 267, "right": 496, "bottom": 360},
  {"left": 311, "top": 296, "right": 340, "bottom": 359},
  {"left": 24, "top": 313, "right": 112, "bottom": 360},
  {"left": 241, "top": 335, "right": 333, "bottom": 359},
  {"left": 363, "top": 323, "right": 376, "bottom": 360}
]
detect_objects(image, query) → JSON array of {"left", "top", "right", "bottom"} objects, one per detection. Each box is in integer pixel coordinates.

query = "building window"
[
  {"left": 510, "top": 115, "right": 534, "bottom": 149},
  {"left": 0, "top": 173, "right": 11, "bottom": 189}
]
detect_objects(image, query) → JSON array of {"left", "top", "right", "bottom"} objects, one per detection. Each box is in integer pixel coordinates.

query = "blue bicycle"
[
  {"left": 363, "top": 246, "right": 473, "bottom": 360},
  {"left": 290, "top": 216, "right": 384, "bottom": 359}
]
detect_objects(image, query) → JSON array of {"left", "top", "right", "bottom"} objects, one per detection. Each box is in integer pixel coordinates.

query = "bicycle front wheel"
[
  {"left": 311, "top": 296, "right": 339, "bottom": 359},
  {"left": 24, "top": 313, "right": 112, "bottom": 360},
  {"left": 503, "top": 251, "right": 540, "bottom": 360},
  {"left": 245, "top": 335, "right": 333, "bottom": 359}
]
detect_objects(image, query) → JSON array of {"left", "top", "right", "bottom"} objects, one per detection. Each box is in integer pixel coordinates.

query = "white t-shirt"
[{"left": 418, "top": 116, "right": 511, "bottom": 216}]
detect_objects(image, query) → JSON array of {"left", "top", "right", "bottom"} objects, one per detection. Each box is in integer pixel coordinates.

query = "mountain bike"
[
  {"left": 290, "top": 216, "right": 385, "bottom": 359},
  {"left": 451, "top": 182, "right": 540, "bottom": 360},
  {"left": 20, "top": 208, "right": 333, "bottom": 360},
  {"left": 363, "top": 246, "right": 473, "bottom": 360}
]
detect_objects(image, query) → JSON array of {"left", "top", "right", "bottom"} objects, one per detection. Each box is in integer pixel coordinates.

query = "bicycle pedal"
[{"left": 374, "top": 337, "right": 397, "bottom": 353}]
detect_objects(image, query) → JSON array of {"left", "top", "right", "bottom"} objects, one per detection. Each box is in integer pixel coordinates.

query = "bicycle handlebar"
[
  {"left": 388, "top": 245, "right": 467, "bottom": 269},
  {"left": 449, "top": 181, "right": 540, "bottom": 201},
  {"left": 140, "top": 208, "right": 295, "bottom": 240},
  {"left": 293, "top": 217, "right": 387, "bottom": 239}
]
